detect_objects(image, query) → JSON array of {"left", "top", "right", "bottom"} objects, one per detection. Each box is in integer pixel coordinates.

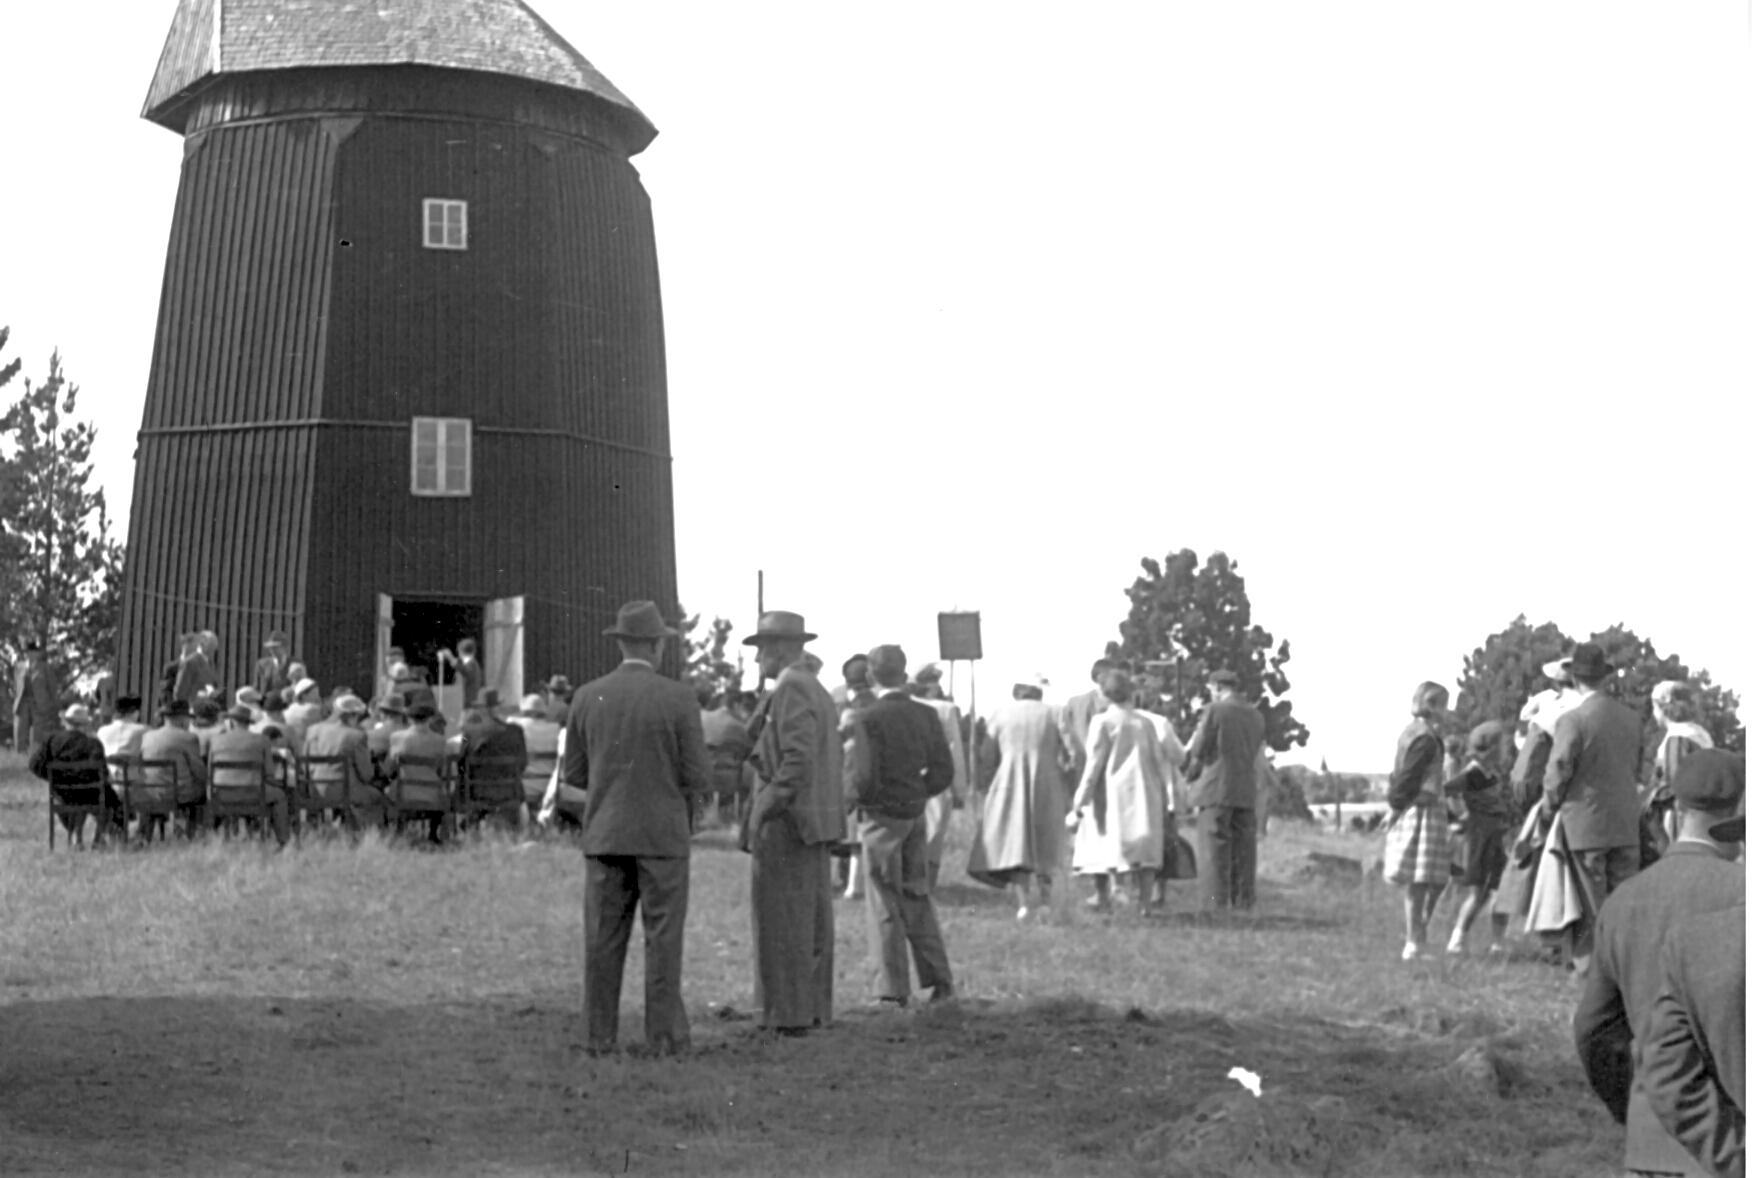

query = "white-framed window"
[
  {"left": 422, "top": 198, "right": 468, "bottom": 250},
  {"left": 410, "top": 417, "right": 472, "bottom": 496}
]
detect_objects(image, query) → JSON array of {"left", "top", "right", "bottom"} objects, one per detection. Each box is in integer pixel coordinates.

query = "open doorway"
[{"left": 391, "top": 598, "right": 483, "bottom": 687}]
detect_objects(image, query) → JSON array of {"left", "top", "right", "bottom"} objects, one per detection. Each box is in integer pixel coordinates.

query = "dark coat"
[
  {"left": 1186, "top": 696, "right": 1265, "bottom": 810},
  {"left": 563, "top": 661, "right": 712, "bottom": 857},
  {"left": 253, "top": 655, "right": 292, "bottom": 700},
  {"left": 1641, "top": 902, "right": 1746, "bottom": 1178},
  {"left": 459, "top": 713, "right": 528, "bottom": 782},
  {"left": 1545, "top": 691, "right": 1642, "bottom": 851},
  {"left": 29, "top": 729, "right": 106, "bottom": 786},
  {"left": 1574, "top": 841, "right": 1744, "bottom": 1175},
  {"left": 846, "top": 690, "right": 955, "bottom": 820}
]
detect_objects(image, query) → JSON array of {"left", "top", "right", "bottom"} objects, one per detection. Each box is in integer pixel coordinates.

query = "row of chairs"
[{"left": 46, "top": 748, "right": 557, "bottom": 849}]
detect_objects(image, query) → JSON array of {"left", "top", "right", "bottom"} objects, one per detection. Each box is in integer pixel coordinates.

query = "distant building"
[{"left": 118, "top": 0, "right": 678, "bottom": 712}]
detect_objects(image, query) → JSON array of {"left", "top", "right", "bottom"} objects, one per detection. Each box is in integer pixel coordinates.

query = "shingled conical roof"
[{"left": 143, "top": 0, "right": 655, "bottom": 151}]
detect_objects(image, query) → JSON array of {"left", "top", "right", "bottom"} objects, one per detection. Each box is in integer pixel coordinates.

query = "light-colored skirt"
[{"left": 1383, "top": 801, "right": 1451, "bottom": 886}]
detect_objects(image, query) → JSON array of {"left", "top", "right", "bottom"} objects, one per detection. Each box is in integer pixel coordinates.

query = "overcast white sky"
[{"left": 1, "top": 2, "right": 1746, "bottom": 769}]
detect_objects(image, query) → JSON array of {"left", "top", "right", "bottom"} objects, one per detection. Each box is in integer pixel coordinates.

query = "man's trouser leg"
[
  {"left": 635, "top": 855, "right": 691, "bottom": 1051},
  {"left": 583, "top": 856, "right": 639, "bottom": 1049},
  {"left": 1230, "top": 807, "right": 1257, "bottom": 909},
  {"left": 1197, "top": 805, "right": 1233, "bottom": 911},
  {"left": 922, "top": 793, "right": 952, "bottom": 890},
  {"left": 266, "top": 787, "right": 291, "bottom": 846},
  {"left": 862, "top": 813, "right": 952, "bottom": 1000},
  {"left": 752, "top": 817, "right": 833, "bottom": 1030},
  {"left": 1568, "top": 845, "right": 1639, "bottom": 975}
]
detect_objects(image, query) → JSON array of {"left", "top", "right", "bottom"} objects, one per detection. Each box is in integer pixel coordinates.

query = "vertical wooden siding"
[{"left": 116, "top": 117, "right": 339, "bottom": 705}]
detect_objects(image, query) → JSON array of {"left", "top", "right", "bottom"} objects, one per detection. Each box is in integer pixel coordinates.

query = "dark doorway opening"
[{"left": 392, "top": 598, "right": 482, "bottom": 684}]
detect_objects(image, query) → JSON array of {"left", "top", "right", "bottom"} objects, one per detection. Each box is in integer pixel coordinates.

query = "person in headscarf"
[
  {"left": 1066, "top": 670, "right": 1171, "bottom": 913},
  {"left": 1643, "top": 681, "right": 1715, "bottom": 858},
  {"left": 1384, "top": 681, "right": 1453, "bottom": 960},
  {"left": 967, "top": 676, "right": 1068, "bottom": 919}
]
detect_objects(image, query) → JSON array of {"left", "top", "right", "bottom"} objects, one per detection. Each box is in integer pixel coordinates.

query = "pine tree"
[
  {"left": 1105, "top": 548, "right": 1309, "bottom": 752},
  {"left": 0, "top": 347, "right": 127, "bottom": 682}
]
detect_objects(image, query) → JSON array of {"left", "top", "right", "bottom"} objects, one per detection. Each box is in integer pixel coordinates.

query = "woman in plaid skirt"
[{"left": 1384, "top": 681, "right": 1452, "bottom": 960}]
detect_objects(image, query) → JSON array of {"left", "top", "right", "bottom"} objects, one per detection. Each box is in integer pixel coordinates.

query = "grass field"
[{"left": 0, "top": 753, "right": 1621, "bottom": 1177}]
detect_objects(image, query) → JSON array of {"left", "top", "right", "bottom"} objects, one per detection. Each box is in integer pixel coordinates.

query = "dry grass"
[{"left": 0, "top": 752, "right": 1620, "bottom": 1177}]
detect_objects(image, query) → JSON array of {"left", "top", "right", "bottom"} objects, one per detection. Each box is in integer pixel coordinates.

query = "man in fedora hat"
[
  {"left": 253, "top": 630, "right": 294, "bottom": 701},
  {"left": 1184, "top": 669, "right": 1266, "bottom": 913},
  {"left": 30, "top": 703, "right": 119, "bottom": 844},
  {"left": 1543, "top": 641, "right": 1643, "bottom": 973},
  {"left": 562, "top": 601, "right": 711, "bottom": 1055},
  {"left": 1574, "top": 749, "right": 1745, "bottom": 1176},
  {"left": 172, "top": 630, "right": 220, "bottom": 706},
  {"left": 385, "top": 698, "right": 452, "bottom": 843},
  {"left": 206, "top": 702, "right": 291, "bottom": 846},
  {"left": 304, "top": 694, "right": 393, "bottom": 829},
  {"left": 139, "top": 699, "right": 207, "bottom": 839},
  {"left": 1058, "top": 658, "right": 1117, "bottom": 793},
  {"left": 741, "top": 610, "right": 845, "bottom": 1036}
]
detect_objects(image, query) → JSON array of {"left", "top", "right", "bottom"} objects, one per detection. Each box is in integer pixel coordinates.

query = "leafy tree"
[
  {"left": 679, "top": 611, "right": 742, "bottom": 699},
  {"left": 0, "top": 348, "right": 127, "bottom": 684},
  {"left": 1105, "top": 548, "right": 1310, "bottom": 753},
  {"left": 1454, "top": 616, "right": 1743, "bottom": 768}
]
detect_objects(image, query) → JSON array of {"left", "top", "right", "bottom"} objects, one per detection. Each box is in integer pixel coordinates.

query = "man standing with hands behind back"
[
  {"left": 743, "top": 611, "right": 845, "bottom": 1037},
  {"left": 563, "top": 601, "right": 712, "bottom": 1056},
  {"left": 1186, "top": 669, "right": 1265, "bottom": 914}
]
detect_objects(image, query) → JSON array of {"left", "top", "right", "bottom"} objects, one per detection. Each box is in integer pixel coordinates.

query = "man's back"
[
  {"left": 461, "top": 715, "right": 527, "bottom": 771},
  {"left": 567, "top": 662, "right": 711, "bottom": 856},
  {"left": 31, "top": 730, "right": 105, "bottom": 784},
  {"left": 849, "top": 694, "right": 954, "bottom": 819},
  {"left": 140, "top": 725, "right": 205, "bottom": 798},
  {"left": 1059, "top": 689, "right": 1102, "bottom": 769},
  {"left": 388, "top": 725, "right": 449, "bottom": 783},
  {"left": 303, "top": 719, "right": 371, "bottom": 785},
  {"left": 991, "top": 700, "right": 1064, "bottom": 766},
  {"left": 750, "top": 665, "right": 844, "bottom": 845},
  {"left": 1575, "top": 843, "right": 1744, "bottom": 1173},
  {"left": 1189, "top": 696, "right": 1266, "bottom": 808},
  {"left": 97, "top": 719, "right": 149, "bottom": 762},
  {"left": 1547, "top": 692, "right": 1642, "bottom": 850},
  {"left": 207, "top": 727, "right": 272, "bottom": 786}
]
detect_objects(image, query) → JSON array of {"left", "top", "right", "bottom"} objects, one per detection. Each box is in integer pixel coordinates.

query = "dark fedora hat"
[
  {"left": 1567, "top": 643, "right": 1614, "bottom": 682},
  {"left": 477, "top": 688, "right": 502, "bottom": 711},
  {"left": 742, "top": 611, "right": 817, "bottom": 646},
  {"left": 602, "top": 600, "right": 679, "bottom": 640}
]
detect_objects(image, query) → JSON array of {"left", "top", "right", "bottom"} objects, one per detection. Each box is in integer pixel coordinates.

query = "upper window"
[
  {"left": 423, "top": 199, "right": 468, "bottom": 250},
  {"left": 411, "top": 417, "right": 471, "bottom": 496}
]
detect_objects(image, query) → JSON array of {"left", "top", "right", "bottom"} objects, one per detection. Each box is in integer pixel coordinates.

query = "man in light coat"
[
  {"left": 1185, "top": 669, "right": 1265, "bottom": 913},
  {"left": 206, "top": 704, "right": 290, "bottom": 846},
  {"left": 139, "top": 699, "right": 206, "bottom": 839},
  {"left": 303, "top": 695, "right": 392, "bottom": 827},
  {"left": 1543, "top": 642, "right": 1644, "bottom": 974},
  {"left": 743, "top": 610, "right": 845, "bottom": 1037},
  {"left": 563, "top": 601, "right": 712, "bottom": 1055}
]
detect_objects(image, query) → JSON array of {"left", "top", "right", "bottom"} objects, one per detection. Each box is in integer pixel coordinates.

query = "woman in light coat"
[
  {"left": 967, "top": 680, "right": 1069, "bottom": 919},
  {"left": 1067, "top": 670, "right": 1171, "bottom": 913}
]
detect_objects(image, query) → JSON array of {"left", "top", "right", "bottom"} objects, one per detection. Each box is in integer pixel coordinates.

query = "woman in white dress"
[{"left": 1066, "top": 670, "right": 1171, "bottom": 913}]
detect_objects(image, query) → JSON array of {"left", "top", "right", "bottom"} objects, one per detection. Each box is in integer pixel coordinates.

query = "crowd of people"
[{"left": 10, "top": 612, "right": 1744, "bottom": 1176}]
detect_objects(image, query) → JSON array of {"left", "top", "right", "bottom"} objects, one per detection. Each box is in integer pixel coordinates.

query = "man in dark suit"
[
  {"left": 1642, "top": 890, "right": 1745, "bottom": 1178},
  {"left": 1544, "top": 642, "right": 1644, "bottom": 973},
  {"left": 1574, "top": 749, "right": 1745, "bottom": 1178},
  {"left": 30, "top": 704, "right": 118, "bottom": 844},
  {"left": 458, "top": 688, "right": 527, "bottom": 829},
  {"left": 846, "top": 644, "right": 956, "bottom": 1008},
  {"left": 252, "top": 630, "right": 294, "bottom": 702},
  {"left": 562, "top": 601, "right": 712, "bottom": 1055},
  {"left": 12, "top": 642, "right": 60, "bottom": 755},
  {"left": 1185, "top": 669, "right": 1265, "bottom": 912}
]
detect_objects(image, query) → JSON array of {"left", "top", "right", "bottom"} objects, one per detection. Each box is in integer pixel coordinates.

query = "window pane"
[
  {"left": 414, "top": 462, "right": 438, "bottom": 493},
  {"left": 414, "top": 419, "right": 439, "bottom": 450}
]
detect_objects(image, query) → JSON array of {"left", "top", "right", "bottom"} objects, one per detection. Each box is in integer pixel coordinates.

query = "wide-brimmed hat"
[
  {"left": 264, "top": 630, "right": 288, "bottom": 647},
  {"left": 1567, "top": 643, "right": 1613, "bottom": 682},
  {"left": 61, "top": 703, "right": 92, "bottom": 726},
  {"left": 378, "top": 694, "right": 406, "bottom": 717},
  {"left": 1541, "top": 656, "right": 1574, "bottom": 684},
  {"left": 226, "top": 704, "right": 254, "bottom": 724},
  {"left": 236, "top": 687, "right": 263, "bottom": 707},
  {"left": 520, "top": 693, "right": 546, "bottom": 716},
  {"left": 291, "top": 677, "right": 318, "bottom": 699},
  {"left": 334, "top": 694, "right": 368, "bottom": 717},
  {"left": 602, "top": 600, "right": 680, "bottom": 640},
  {"left": 742, "top": 611, "right": 817, "bottom": 647}
]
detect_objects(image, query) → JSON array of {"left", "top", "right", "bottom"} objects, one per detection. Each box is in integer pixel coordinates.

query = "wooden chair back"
[{"left": 47, "top": 757, "right": 112, "bottom": 850}]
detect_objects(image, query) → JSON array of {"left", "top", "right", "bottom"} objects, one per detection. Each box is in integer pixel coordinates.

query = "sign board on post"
[{"left": 937, "top": 612, "right": 982, "bottom": 661}]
